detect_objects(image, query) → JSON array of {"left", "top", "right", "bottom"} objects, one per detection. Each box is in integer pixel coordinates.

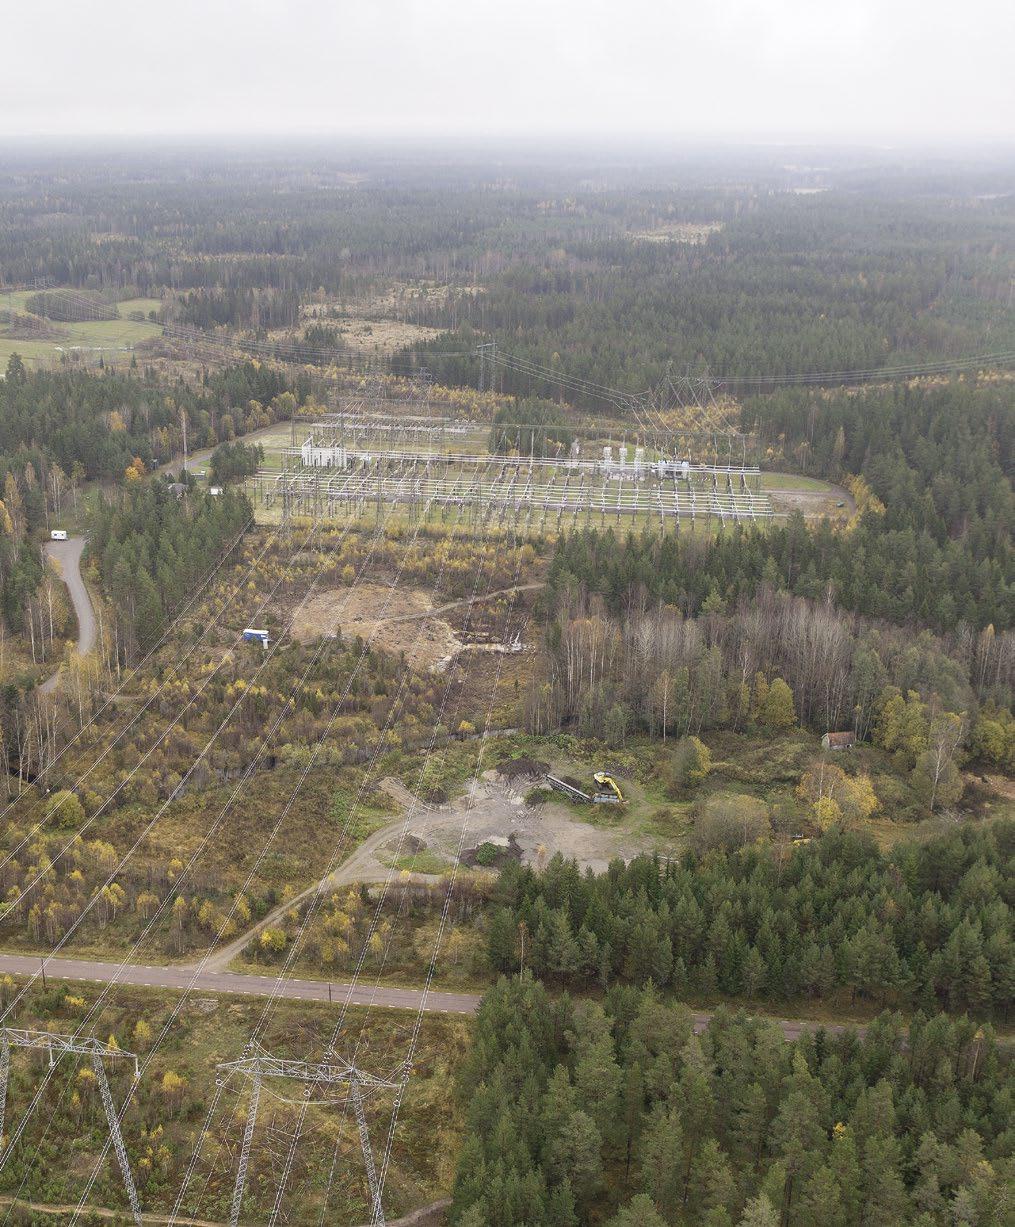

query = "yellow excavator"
[
  {"left": 546, "top": 770, "right": 626, "bottom": 806},
  {"left": 592, "top": 772, "right": 625, "bottom": 804}
]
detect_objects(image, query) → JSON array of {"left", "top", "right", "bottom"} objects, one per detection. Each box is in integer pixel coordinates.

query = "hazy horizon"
[{"left": 4, "top": 0, "right": 1014, "bottom": 144}]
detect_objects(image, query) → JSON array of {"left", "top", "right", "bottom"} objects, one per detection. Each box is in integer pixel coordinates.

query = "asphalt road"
[
  {"left": 0, "top": 952, "right": 850, "bottom": 1037},
  {"left": 0, "top": 953, "right": 481, "bottom": 1014},
  {"left": 41, "top": 535, "right": 96, "bottom": 694}
]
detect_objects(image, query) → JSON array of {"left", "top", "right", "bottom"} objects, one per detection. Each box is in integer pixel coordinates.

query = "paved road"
[
  {"left": 0, "top": 953, "right": 481, "bottom": 1015},
  {"left": 0, "top": 951, "right": 856, "bottom": 1038},
  {"left": 41, "top": 535, "right": 96, "bottom": 694}
]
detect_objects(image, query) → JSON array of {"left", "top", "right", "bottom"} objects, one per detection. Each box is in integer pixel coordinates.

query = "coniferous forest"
[{"left": 0, "top": 144, "right": 1011, "bottom": 1226}]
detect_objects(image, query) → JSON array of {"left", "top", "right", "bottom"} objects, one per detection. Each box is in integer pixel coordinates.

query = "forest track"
[
  {"left": 0, "top": 1190, "right": 452, "bottom": 1226},
  {"left": 194, "top": 788, "right": 444, "bottom": 973},
  {"left": 377, "top": 581, "right": 545, "bottom": 625},
  {"left": 0, "top": 1192, "right": 221, "bottom": 1226},
  {"left": 40, "top": 535, "right": 96, "bottom": 694}
]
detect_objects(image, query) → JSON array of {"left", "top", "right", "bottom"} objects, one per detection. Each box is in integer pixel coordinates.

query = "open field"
[
  {"left": 760, "top": 470, "right": 836, "bottom": 491},
  {"left": 628, "top": 220, "right": 724, "bottom": 243},
  {"left": 0, "top": 290, "right": 162, "bottom": 367},
  {"left": 295, "top": 316, "right": 442, "bottom": 351},
  {"left": 292, "top": 581, "right": 463, "bottom": 671}
]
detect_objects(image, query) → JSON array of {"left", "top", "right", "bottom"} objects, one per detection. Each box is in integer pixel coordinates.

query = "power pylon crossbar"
[{"left": 2, "top": 1027, "right": 140, "bottom": 1072}]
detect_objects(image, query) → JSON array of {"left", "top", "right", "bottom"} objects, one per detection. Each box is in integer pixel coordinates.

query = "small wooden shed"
[{"left": 822, "top": 731, "right": 856, "bottom": 750}]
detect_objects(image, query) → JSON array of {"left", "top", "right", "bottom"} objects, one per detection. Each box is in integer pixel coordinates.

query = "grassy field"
[
  {"left": 760, "top": 470, "right": 838, "bottom": 492},
  {"left": 0, "top": 291, "right": 162, "bottom": 368},
  {"left": 0, "top": 978, "right": 468, "bottom": 1224}
]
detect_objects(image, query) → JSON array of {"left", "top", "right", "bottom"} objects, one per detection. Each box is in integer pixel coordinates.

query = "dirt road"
[
  {"left": 197, "top": 798, "right": 443, "bottom": 972},
  {"left": 379, "top": 582, "right": 545, "bottom": 625},
  {"left": 41, "top": 535, "right": 96, "bottom": 694},
  {"left": 202, "top": 773, "right": 665, "bottom": 972},
  {"left": 768, "top": 477, "right": 856, "bottom": 518}
]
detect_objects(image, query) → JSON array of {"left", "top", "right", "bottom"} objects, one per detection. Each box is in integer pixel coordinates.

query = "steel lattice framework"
[
  {"left": 217, "top": 1049, "right": 403, "bottom": 1227},
  {"left": 0, "top": 1028, "right": 142, "bottom": 1225}
]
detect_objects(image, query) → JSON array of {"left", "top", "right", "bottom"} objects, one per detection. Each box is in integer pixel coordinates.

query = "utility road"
[
  {"left": 40, "top": 535, "right": 96, "bottom": 694},
  {"left": 0, "top": 952, "right": 479, "bottom": 1015},
  {"left": 0, "top": 951, "right": 848, "bottom": 1038}
]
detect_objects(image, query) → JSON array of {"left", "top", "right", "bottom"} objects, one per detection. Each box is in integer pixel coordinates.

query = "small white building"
[{"left": 301, "top": 437, "right": 348, "bottom": 468}]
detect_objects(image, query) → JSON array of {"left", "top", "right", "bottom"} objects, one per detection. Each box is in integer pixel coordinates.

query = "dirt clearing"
[{"left": 291, "top": 582, "right": 463, "bottom": 671}]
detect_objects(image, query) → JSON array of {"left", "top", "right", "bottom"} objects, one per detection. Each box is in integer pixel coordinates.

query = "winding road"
[{"left": 40, "top": 535, "right": 96, "bottom": 694}]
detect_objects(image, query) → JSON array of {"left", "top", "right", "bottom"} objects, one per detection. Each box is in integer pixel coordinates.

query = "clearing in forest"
[{"left": 291, "top": 582, "right": 463, "bottom": 670}]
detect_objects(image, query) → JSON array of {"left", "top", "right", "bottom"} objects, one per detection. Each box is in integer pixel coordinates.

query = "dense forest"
[
  {"left": 3, "top": 149, "right": 1015, "bottom": 388},
  {"left": 89, "top": 482, "right": 252, "bottom": 658},
  {"left": 535, "top": 535, "right": 1011, "bottom": 775},
  {"left": 451, "top": 976, "right": 1012, "bottom": 1226},
  {"left": 479, "top": 825, "right": 1014, "bottom": 1016},
  {"left": 0, "top": 356, "right": 299, "bottom": 481}
]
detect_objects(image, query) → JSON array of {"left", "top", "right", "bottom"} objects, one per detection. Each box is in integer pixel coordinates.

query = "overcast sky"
[{"left": 2, "top": 0, "right": 1013, "bottom": 143}]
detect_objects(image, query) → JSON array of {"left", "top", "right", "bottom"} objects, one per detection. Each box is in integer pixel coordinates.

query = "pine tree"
[
  {"left": 607, "top": 1194, "right": 669, "bottom": 1227},
  {"left": 638, "top": 1105, "right": 684, "bottom": 1217},
  {"left": 737, "top": 1193, "right": 780, "bottom": 1227},
  {"left": 797, "top": 1164, "right": 846, "bottom": 1227}
]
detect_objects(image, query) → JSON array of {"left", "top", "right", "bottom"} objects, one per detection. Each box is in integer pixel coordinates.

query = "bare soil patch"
[
  {"left": 630, "top": 221, "right": 723, "bottom": 244},
  {"left": 770, "top": 488, "right": 852, "bottom": 520},
  {"left": 291, "top": 582, "right": 463, "bottom": 671},
  {"left": 333, "top": 317, "right": 443, "bottom": 351},
  {"left": 270, "top": 316, "right": 441, "bottom": 353}
]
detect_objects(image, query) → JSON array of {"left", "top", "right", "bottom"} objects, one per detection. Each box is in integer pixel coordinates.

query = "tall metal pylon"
[
  {"left": 0, "top": 1027, "right": 142, "bottom": 1225},
  {"left": 217, "top": 1049, "right": 402, "bottom": 1227},
  {"left": 476, "top": 341, "right": 496, "bottom": 393}
]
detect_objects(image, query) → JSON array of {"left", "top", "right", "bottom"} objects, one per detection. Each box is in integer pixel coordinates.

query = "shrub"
[
  {"left": 524, "top": 787, "right": 553, "bottom": 807},
  {"left": 691, "top": 793, "right": 770, "bottom": 853},
  {"left": 475, "top": 843, "right": 501, "bottom": 867}
]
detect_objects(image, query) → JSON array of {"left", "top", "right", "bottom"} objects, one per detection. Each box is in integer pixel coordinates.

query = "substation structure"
[{"left": 258, "top": 414, "right": 773, "bottom": 532}]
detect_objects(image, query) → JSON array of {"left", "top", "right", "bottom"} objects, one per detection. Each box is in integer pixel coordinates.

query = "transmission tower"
[
  {"left": 218, "top": 1048, "right": 402, "bottom": 1227},
  {"left": 476, "top": 341, "right": 496, "bottom": 393},
  {"left": 0, "top": 1028, "right": 142, "bottom": 1225}
]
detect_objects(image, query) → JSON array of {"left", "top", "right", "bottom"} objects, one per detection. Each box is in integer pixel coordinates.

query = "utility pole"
[{"left": 476, "top": 341, "right": 496, "bottom": 394}]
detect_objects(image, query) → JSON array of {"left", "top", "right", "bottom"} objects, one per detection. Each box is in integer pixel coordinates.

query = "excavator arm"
[{"left": 592, "top": 772, "right": 624, "bottom": 803}]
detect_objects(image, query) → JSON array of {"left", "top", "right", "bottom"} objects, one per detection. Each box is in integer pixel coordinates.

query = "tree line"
[
  {"left": 479, "top": 822, "right": 1013, "bottom": 1017},
  {"left": 530, "top": 562, "right": 1011, "bottom": 778},
  {"left": 89, "top": 481, "right": 252, "bottom": 659},
  {"left": 0, "top": 354, "right": 301, "bottom": 485}
]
